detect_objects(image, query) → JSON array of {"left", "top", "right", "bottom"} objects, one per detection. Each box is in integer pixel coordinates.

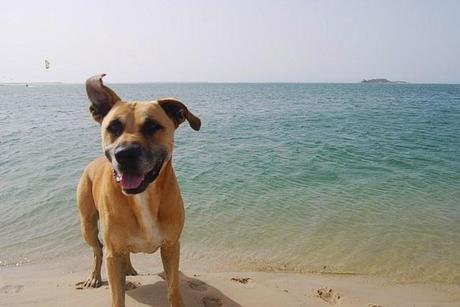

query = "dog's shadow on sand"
[{"left": 127, "top": 272, "right": 241, "bottom": 307}]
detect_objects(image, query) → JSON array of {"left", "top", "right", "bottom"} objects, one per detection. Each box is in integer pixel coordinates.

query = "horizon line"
[{"left": 2, "top": 81, "right": 460, "bottom": 85}]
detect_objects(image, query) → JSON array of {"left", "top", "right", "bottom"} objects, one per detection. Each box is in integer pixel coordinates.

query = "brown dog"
[{"left": 76, "top": 74, "right": 200, "bottom": 307}]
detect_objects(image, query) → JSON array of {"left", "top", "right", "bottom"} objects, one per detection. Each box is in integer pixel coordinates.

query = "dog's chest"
[{"left": 128, "top": 193, "right": 163, "bottom": 253}]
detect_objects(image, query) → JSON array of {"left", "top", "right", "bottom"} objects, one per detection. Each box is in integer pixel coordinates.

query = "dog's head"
[{"left": 86, "top": 74, "right": 201, "bottom": 195}]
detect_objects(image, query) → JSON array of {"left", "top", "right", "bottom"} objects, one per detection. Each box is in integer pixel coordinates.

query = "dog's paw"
[
  {"left": 75, "top": 273, "right": 102, "bottom": 289},
  {"left": 126, "top": 266, "right": 138, "bottom": 276}
]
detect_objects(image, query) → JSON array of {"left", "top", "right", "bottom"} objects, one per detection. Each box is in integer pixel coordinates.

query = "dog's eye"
[
  {"left": 142, "top": 120, "right": 162, "bottom": 136},
  {"left": 107, "top": 120, "right": 123, "bottom": 136}
]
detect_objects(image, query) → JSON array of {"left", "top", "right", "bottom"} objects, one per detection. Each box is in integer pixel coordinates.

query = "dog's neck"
[
  {"left": 124, "top": 160, "right": 177, "bottom": 236},
  {"left": 150, "top": 159, "right": 175, "bottom": 191}
]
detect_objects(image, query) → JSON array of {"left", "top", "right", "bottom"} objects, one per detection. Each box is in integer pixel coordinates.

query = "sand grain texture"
[{"left": 1, "top": 264, "right": 459, "bottom": 307}]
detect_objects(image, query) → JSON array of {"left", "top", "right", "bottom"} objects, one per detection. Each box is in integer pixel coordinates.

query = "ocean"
[{"left": 1, "top": 83, "right": 459, "bottom": 283}]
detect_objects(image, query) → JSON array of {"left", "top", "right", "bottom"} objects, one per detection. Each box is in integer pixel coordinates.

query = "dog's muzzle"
[
  {"left": 110, "top": 144, "right": 167, "bottom": 194},
  {"left": 114, "top": 144, "right": 142, "bottom": 170}
]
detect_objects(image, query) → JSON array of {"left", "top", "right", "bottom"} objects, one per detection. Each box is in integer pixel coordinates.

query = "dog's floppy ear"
[
  {"left": 86, "top": 74, "right": 122, "bottom": 123},
  {"left": 158, "top": 98, "right": 201, "bottom": 131}
]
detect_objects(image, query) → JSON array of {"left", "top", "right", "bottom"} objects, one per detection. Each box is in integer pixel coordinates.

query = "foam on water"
[{"left": 1, "top": 83, "right": 459, "bottom": 283}]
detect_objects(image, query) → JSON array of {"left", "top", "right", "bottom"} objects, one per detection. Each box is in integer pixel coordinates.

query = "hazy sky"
[{"left": 1, "top": 0, "right": 459, "bottom": 83}]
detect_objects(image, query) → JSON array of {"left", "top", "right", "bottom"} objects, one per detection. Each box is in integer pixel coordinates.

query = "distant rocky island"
[{"left": 361, "top": 78, "right": 408, "bottom": 84}]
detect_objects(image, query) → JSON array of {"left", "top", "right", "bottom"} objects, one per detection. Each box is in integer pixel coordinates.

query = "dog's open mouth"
[
  {"left": 114, "top": 167, "right": 161, "bottom": 194},
  {"left": 115, "top": 172, "right": 145, "bottom": 190}
]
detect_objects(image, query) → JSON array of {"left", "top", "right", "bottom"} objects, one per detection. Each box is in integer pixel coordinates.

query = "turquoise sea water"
[{"left": 1, "top": 83, "right": 459, "bottom": 283}]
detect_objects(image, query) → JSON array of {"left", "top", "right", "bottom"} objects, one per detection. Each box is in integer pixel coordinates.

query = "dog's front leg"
[
  {"left": 106, "top": 252, "right": 127, "bottom": 307},
  {"left": 161, "top": 241, "right": 183, "bottom": 307}
]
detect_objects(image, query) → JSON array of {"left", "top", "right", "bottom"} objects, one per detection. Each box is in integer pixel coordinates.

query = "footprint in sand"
[
  {"left": 125, "top": 281, "right": 141, "bottom": 291},
  {"left": 316, "top": 288, "right": 341, "bottom": 305},
  {"left": 188, "top": 280, "right": 208, "bottom": 292},
  {"left": 0, "top": 285, "right": 24, "bottom": 294},
  {"left": 368, "top": 305, "right": 384, "bottom": 307},
  {"left": 231, "top": 277, "right": 251, "bottom": 284},
  {"left": 202, "top": 296, "right": 223, "bottom": 307}
]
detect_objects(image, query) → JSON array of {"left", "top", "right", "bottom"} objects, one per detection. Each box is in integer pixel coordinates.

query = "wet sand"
[{"left": 1, "top": 256, "right": 459, "bottom": 307}]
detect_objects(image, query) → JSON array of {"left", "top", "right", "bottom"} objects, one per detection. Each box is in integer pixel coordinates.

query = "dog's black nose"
[{"left": 114, "top": 144, "right": 142, "bottom": 166}]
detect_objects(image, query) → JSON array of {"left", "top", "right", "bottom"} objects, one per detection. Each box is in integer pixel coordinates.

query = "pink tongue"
[{"left": 121, "top": 173, "right": 145, "bottom": 190}]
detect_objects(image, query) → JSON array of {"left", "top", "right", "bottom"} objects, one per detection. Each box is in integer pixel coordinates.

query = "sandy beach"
[{"left": 1, "top": 254, "right": 459, "bottom": 307}]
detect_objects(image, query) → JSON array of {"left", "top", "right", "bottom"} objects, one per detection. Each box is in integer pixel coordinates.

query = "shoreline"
[{"left": 1, "top": 255, "right": 459, "bottom": 306}]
